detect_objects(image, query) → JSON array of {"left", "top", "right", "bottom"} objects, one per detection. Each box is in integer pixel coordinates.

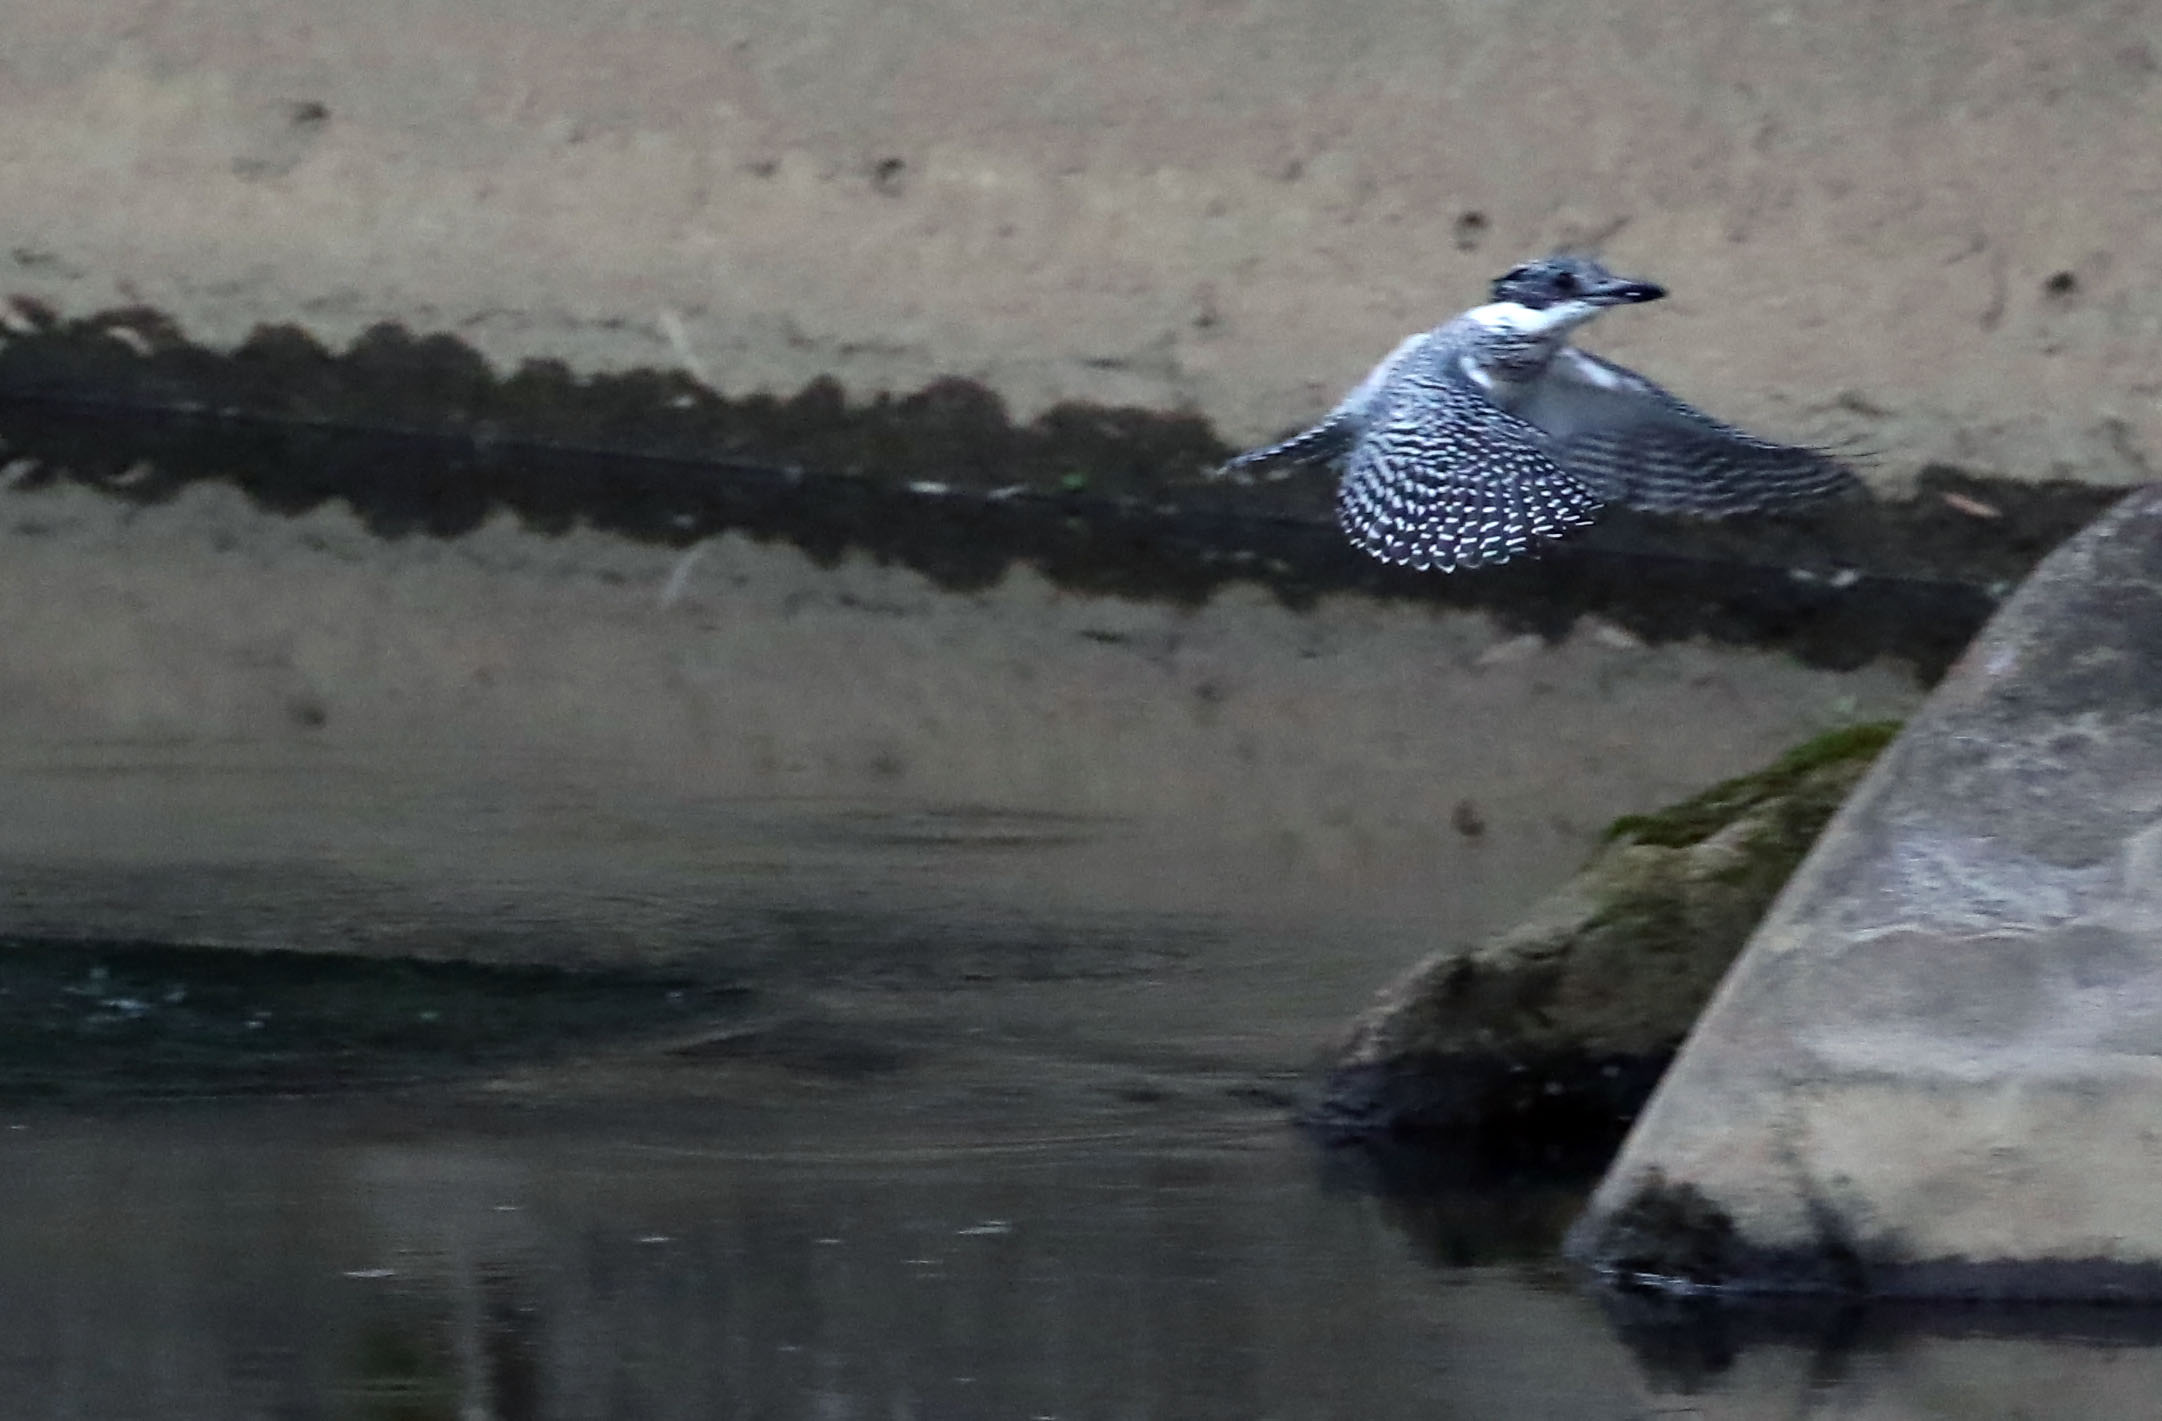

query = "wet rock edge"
[
  {"left": 1308, "top": 723, "right": 1900, "bottom": 1162},
  {"left": 1572, "top": 1170, "right": 2162, "bottom": 1303},
  {"left": 1306, "top": 1051, "right": 1673, "bottom": 1171}
]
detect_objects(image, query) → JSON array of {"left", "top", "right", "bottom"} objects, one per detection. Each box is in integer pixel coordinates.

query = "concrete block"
[{"left": 1570, "top": 485, "right": 2162, "bottom": 1298}]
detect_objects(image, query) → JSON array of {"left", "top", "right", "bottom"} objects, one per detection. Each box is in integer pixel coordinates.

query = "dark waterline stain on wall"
[{"left": 0, "top": 303, "right": 2123, "bottom": 679}]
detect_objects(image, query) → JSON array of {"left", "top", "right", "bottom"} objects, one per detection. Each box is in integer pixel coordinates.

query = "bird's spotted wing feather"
[
  {"left": 1526, "top": 348, "right": 1862, "bottom": 516},
  {"left": 1336, "top": 380, "right": 1602, "bottom": 572}
]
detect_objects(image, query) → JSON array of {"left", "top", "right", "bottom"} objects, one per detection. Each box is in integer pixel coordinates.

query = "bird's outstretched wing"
[
  {"left": 1337, "top": 378, "right": 1602, "bottom": 571},
  {"left": 1518, "top": 347, "right": 1862, "bottom": 516}
]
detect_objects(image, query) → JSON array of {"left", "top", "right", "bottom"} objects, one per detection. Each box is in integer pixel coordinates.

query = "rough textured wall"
[
  {"left": 0, "top": 478, "right": 1919, "bottom": 965},
  {"left": 2, "top": 1, "right": 2157, "bottom": 484}
]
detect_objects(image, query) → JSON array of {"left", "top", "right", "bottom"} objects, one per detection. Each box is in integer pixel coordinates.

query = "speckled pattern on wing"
[
  {"left": 1558, "top": 425, "right": 1857, "bottom": 515},
  {"left": 1217, "top": 266, "right": 1862, "bottom": 572},
  {"left": 1337, "top": 378, "right": 1602, "bottom": 571},
  {"left": 1541, "top": 349, "right": 1861, "bottom": 515}
]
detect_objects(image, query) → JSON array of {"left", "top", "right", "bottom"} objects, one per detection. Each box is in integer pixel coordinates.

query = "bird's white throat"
[{"left": 1460, "top": 299, "right": 1609, "bottom": 339}]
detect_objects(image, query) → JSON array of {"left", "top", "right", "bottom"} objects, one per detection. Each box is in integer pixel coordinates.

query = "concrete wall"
[
  {"left": 3, "top": 0, "right": 2159, "bottom": 485},
  {"left": 0, "top": 477, "right": 1917, "bottom": 983}
]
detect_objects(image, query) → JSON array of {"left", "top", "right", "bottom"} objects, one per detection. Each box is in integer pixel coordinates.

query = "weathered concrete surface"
[
  {"left": 1318, "top": 723, "right": 1896, "bottom": 1144},
  {"left": 2, "top": 1, "right": 2160, "bottom": 484},
  {"left": 0, "top": 467, "right": 1917, "bottom": 1002},
  {"left": 1570, "top": 485, "right": 2162, "bottom": 1298}
]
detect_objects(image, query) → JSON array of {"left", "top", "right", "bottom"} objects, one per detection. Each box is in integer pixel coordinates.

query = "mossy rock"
[
  {"left": 1602, "top": 721, "right": 1901, "bottom": 849},
  {"left": 1317, "top": 722, "right": 1900, "bottom": 1140}
]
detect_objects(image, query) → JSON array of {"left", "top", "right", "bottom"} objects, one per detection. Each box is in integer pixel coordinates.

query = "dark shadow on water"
[
  {"left": 1306, "top": 1050, "right": 1671, "bottom": 1154},
  {"left": 1314, "top": 1134, "right": 1602, "bottom": 1269},
  {"left": 1319, "top": 1121, "right": 2162, "bottom": 1419},
  {"left": 1299, "top": 1047, "right": 1671, "bottom": 1271},
  {"left": 1603, "top": 1284, "right": 2162, "bottom": 1399}
]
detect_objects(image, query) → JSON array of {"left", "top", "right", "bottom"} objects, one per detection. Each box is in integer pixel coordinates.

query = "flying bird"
[{"left": 1217, "top": 254, "right": 1861, "bottom": 571}]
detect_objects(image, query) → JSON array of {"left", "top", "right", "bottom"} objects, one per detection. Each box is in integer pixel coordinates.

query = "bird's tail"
[{"left": 1213, "top": 419, "right": 1354, "bottom": 484}]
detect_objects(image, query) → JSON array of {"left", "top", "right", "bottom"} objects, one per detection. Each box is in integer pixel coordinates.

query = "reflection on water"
[
  {"left": 6, "top": 1101, "right": 2162, "bottom": 1420},
  {"left": 0, "top": 1104, "right": 1643, "bottom": 1420}
]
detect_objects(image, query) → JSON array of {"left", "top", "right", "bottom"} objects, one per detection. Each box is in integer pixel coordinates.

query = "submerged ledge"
[
  {"left": 0, "top": 303, "right": 2125, "bottom": 678},
  {"left": 0, "top": 935, "right": 744, "bottom": 1101}
]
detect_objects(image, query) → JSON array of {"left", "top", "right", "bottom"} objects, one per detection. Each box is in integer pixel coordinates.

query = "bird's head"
[
  {"left": 1464, "top": 253, "right": 1666, "bottom": 340},
  {"left": 1489, "top": 253, "right": 1666, "bottom": 312}
]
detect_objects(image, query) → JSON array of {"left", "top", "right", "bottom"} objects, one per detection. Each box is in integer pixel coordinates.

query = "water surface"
[
  {"left": 0, "top": 424, "right": 2148, "bottom": 1417},
  {"left": 10, "top": 1092, "right": 2162, "bottom": 1420},
  {"left": 0, "top": 1100, "right": 1638, "bottom": 1419}
]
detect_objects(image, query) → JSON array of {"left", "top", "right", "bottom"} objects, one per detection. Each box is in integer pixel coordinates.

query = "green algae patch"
[{"left": 1603, "top": 721, "right": 1901, "bottom": 849}]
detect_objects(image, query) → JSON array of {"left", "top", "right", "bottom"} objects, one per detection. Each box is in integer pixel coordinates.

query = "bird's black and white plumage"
[{"left": 1217, "top": 254, "right": 1860, "bottom": 572}]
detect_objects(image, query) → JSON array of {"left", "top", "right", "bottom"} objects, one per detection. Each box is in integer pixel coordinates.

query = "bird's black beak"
[{"left": 1589, "top": 277, "right": 1666, "bottom": 306}]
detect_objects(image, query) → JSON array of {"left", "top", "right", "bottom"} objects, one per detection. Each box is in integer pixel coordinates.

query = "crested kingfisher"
[{"left": 1218, "top": 253, "right": 1860, "bottom": 571}]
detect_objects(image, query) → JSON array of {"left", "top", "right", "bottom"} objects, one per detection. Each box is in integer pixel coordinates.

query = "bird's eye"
[{"left": 1551, "top": 270, "right": 1579, "bottom": 294}]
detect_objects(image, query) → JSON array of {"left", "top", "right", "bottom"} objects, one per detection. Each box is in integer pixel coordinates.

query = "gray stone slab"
[{"left": 1570, "top": 484, "right": 2162, "bottom": 1298}]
